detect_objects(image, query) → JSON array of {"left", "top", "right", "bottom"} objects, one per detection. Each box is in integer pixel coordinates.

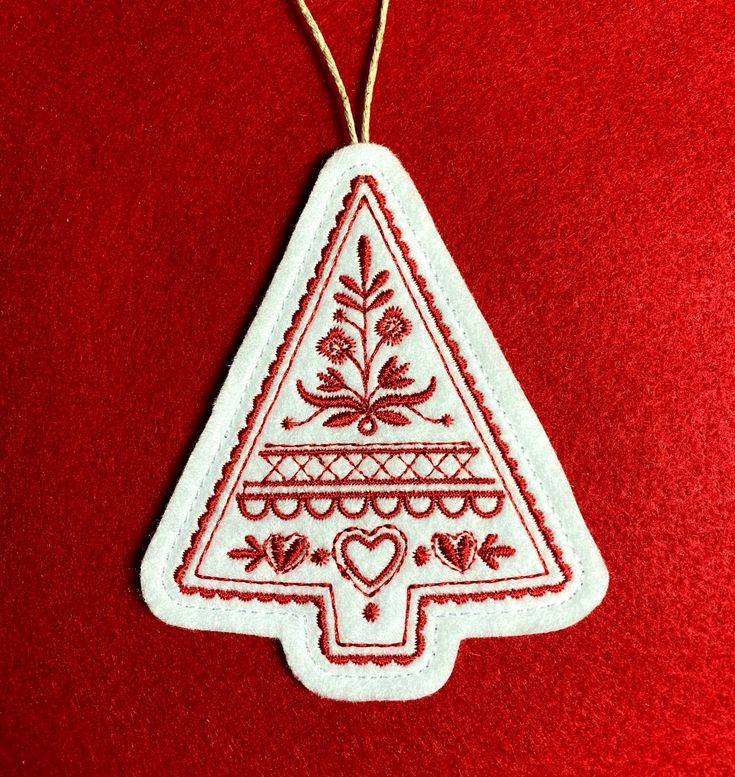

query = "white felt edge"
[{"left": 141, "top": 143, "right": 608, "bottom": 701}]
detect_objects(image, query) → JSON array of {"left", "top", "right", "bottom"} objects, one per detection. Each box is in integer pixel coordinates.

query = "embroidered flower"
[
  {"left": 333, "top": 308, "right": 348, "bottom": 322},
  {"left": 316, "top": 327, "right": 355, "bottom": 365},
  {"left": 375, "top": 306, "right": 411, "bottom": 345}
]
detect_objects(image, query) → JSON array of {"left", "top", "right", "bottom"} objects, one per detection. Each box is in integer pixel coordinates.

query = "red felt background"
[{"left": 1, "top": 1, "right": 733, "bottom": 774}]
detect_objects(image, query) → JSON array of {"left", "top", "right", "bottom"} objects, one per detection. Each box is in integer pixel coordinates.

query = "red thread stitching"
[
  {"left": 478, "top": 533, "right": 517, "bottom": 570},
  {"left": 413, "top": 545, "right": 431, "bottom": 566},
  {"left": 229, "top": 533, "right": 309, "bottom": 574},
  {"left": 259, "top": 442, "right": 480, "bottom": 482},
  {"left": 362, "top": 602, "right": 380, "bottom": 622},
  {"left": 432, "top": 531, "right": 478, "bottom": 573},
  {"left": 236, "top": 488, "right": 505, "bottom": 520},
  {"left": 332, "top": 524, "right": 407, "bottom": 597},
  {"left": 175, "top": 175, "right": 572, "bottom": 665},
  {"left": 282, "top": 234, "right": 451, "bottom": 436}
]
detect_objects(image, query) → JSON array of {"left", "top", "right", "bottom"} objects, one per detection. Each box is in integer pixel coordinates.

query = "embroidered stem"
[{"left": 294, "top": 0, "right": 391, "bottom": 145}]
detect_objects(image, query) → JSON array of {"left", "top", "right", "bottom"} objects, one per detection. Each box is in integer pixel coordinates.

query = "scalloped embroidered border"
[{"left": 236, "top": 488, "right": 505, "bottom": 520}]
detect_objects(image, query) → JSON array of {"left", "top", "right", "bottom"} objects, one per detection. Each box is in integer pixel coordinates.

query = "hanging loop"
[{"left": 294, "top": 0, "right": 391, "bottom": 144}]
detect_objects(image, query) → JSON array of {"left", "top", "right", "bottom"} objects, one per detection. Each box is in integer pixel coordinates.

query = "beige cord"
[
  {"left": 294, "top": 0, "right": 391, "bottom": 145},
  {"left": 360, "top": 0, "right": 390, "bottom": 143}
]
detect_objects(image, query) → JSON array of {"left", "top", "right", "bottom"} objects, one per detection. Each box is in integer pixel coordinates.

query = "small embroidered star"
[
  {"left": 310, "top": 547, "right": 331, "bottom": 566},
  {"left": 413, "top": 545, "right": 431, "bottom": 567},
  {"left": 363, "top": 603, "right": 380, "bottom": 622}
]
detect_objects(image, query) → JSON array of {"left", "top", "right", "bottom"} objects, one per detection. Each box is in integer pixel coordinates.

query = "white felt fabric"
[{"left": 141, "top": 143, "right": 608, "bottom": 701}]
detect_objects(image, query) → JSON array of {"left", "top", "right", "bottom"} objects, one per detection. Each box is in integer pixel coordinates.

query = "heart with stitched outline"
[
  {"left": 432, "top": 531, "right": 477, "bottom": 573},
  {"left": 263, "top": 533, "right": 309, "bottom": 573},
  {"left": 333, "top": 525, "right": 407, "bottom": 597}
]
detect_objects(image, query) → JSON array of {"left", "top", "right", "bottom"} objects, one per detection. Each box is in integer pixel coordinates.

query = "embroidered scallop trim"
[{"left": 236, "top": 489, "right": 505, "bottom": 520}]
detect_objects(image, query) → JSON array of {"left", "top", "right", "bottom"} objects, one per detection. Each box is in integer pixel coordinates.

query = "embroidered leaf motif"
[
  {"left": 284, "top": 235, "right": 452, "bottom": 435},
  {"left": 333, "top": 292, "right": 362, "bottom": 312},
  {"left": 478, "top": 534, "right": 516, "bottom": 570},
  {"left": 324, "top": 410, "right": 364, "bottom": 427},
  {"left": 366, "top": 269, "right": 389, "bottom": 297},
  {"left": 227, "top": 535, "right": 266, "bottom": 572},
  {"left": 317, "top": 368, "right": 347, "bottom": 392},
  {"left": 373, "top": 377, "right": 437, "bottom": 409},
  {"left": 296, "top": 380, "right": 362, "bottom": 410},
  {"left": 377, "top": 356, "right": 414, "bottom": 389},
  {"left": 374, "top": 409, "right": 410, "bottom": 426},
  {"left": 366, "top": 288, "right": 394, "bottom": 311},
  {"left": 339, "top": 274, "right": 362, "bottom": 295}
]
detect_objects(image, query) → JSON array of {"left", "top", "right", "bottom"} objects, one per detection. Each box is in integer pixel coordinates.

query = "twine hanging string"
[{"left": 294, "top": 0, "right": 390, "bottom": 144}]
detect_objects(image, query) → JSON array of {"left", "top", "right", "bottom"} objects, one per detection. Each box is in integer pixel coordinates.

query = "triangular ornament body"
[{"left": 141, "top": 144, "right": 608, "bottom": 701}]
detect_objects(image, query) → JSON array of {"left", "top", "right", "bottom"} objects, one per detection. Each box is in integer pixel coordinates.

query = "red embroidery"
[
  {"left": 413, "top": 545, "right": 430, "bottom": 566},
  {"left": 333, "top": 525, "right": 407, "bottom": 596},
  {"left": 237, "top": 484, "right": 505, "bottom": 521},
  {"left": 258, "top": 442, "right": 482, "bottom": 482},
  {"left": 283, "top": 234, "right": 450, "bottom": 436},
  {"left": 362, "top": 602, "right": 380, "bottom": 622},
  {"left": 175, "top": 174, "right": 572, "bottom": 667},
  {"left": 310, "top": 547, "right": 331, "bottom": 565},
  {"left": 228, "top": 532, "right": 309, "bottom": 573},
  {"left": 262, "top": 533, "right": 309, "bottom": 573},
  {"left": 478, "top": 533, "right": 516, "bottom": 570},
  {"left": 432, "top": 532, "right": 477, "bottom": 573},
  {"left": 227, "top": 535, "right": 266, "bottom": 572}
]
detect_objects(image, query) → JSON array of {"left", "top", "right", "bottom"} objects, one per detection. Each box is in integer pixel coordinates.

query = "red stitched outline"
[
  {"left": 262, "top": 441, "right": 478, "bottom": 453},
  {"left": 175, "top": 174, "right": 572, "bottom": 665},
  {"left": 333, "top": 525, "right": 407, "bottom": 597}
]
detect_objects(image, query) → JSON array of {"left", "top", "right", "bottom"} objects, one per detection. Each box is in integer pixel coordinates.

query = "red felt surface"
[{"left": 1, "top": 1, "right": 733, "bottom": 774}]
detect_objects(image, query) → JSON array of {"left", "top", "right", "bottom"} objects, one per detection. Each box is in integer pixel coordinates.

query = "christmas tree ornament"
[{"left": 141, "top": 0, "right": 608, "bottom": 701}]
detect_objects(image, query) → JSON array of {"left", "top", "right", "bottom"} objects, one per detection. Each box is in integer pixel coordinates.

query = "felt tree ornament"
[{"left": 141, "top": 0, "right": 607, "bottom": 701}]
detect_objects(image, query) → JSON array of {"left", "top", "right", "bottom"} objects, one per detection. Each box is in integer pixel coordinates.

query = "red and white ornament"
[{"left": 141, "top": 144, "right": 608, "bottom": 700}]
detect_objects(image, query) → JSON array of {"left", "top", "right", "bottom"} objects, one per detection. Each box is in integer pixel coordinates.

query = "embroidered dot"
[
  {"left": 363, "top": 603, "right": 379, "bottom": 622},
  {"left": 310, "top": 547, "right": 331, "bottom": 566},
  {"left": 413, "top": 545, "right": 430, "bottom": 567}
]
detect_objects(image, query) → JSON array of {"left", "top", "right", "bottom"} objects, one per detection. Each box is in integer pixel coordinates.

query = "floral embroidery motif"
[{"left": 283, "top": 235, "right": 452, "bottom": 436}]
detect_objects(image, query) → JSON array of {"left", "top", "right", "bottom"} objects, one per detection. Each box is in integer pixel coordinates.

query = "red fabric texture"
[{"left": 1, "top": 1, "right": 732, "bottom": 774}]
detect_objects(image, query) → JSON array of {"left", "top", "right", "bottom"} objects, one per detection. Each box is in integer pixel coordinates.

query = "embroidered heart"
[
  {"left": 432, "top": 531, "right": 477, "bottom": 573},
  {"left": 333, "top": 525, "right": 407, "bottom": 596},
  {"left": 263, "top": 533, "right": 309, "bottom": 573}
]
